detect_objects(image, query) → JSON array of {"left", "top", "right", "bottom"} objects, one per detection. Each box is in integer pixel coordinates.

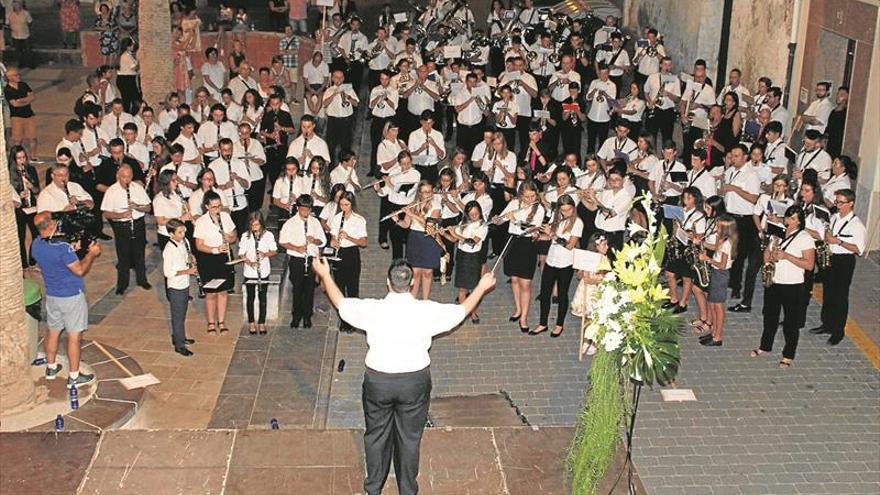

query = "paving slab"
[
  {"left": 0, "top": 431, "right": 99, "bottom": 495},
  {"left": 78, "top": 430, "right": 235, "bottom": 495},
  {"left": 428, "top": 393, "right": 526, "bottom": 427}
]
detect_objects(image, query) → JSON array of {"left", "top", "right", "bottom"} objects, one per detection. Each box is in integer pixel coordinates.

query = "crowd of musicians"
[{"left": 10, "top": 0, "right": 868, "bottom": 365}]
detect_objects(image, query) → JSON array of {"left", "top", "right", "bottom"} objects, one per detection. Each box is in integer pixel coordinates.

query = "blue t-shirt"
[{"left": 31, "top": 237, "right": 85, "bottom": 298}]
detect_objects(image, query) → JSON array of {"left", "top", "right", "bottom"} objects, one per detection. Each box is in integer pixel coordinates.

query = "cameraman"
[{"left": 31, "top": 212, "right": 102, "bottom": 388}]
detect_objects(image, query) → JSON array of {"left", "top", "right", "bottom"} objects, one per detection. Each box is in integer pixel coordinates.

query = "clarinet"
[
  {"left": 126, "top": 185, "right": 135, "bottom": 239},
  {"left": 18, "top": 167, "right": 31, "bottom": 208},
  {"left": 335, "top": 213, "right": 346, "bottom": 260},
  {"left": 226, "top": 157, "right": 239, "bottom": 209},
  {"left": 185, "top": 238, "right": 206, "bottom": 298},
  {"left": 288, "top": 175, "right": 295, "bottom": 214},
  {"left": 254, "top": 231, "right": 265, "bottom": 286},
  {"left": 303, "top": 216, "right": 311, "bottom": 277}
]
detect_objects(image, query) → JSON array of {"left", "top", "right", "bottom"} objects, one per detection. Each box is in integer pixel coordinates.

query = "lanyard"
[
  {"left": 832, "top": 216, "right": 853, "bottom": 237},
  {"left": 688, "top": 168, "right": 706, "bottom": 187}
]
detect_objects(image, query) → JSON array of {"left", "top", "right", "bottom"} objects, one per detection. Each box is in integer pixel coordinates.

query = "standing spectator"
[
  {"left": 278, "top": 25, "right": 299, "bottom": 103},
  {"left": 173, "top": 27, "right": 194, "bottom": 103},
  {"left": 289, "top": 0, "right": 308, "bottom": 35},
  {"left": 95, "top": 3, "right": 118, "bottom": 66},
  {"left": 115, "top": 1, "right": 138, "bottom": 45},
  {"left": 269, "top": 0, "right": 289, "bottom": 32},
  {"left": 6, "top": 1, "right": 34, "bottom": 69},
  {"left": 10, "top": 145, "right": 39, "bottom": 268},
  {"left": 117, "top": 38, "right": 142, "bottom": 114},
  {"left": 4, "top": 67, "right": 37, "bottom": 156},
  {"left": 58, "top": 0, "right": 81, "bottom": 49},
  {"left": 200, "top": 47, "right": 227, "bottom": 101},
  {"left": 31, "top": 212, "right": 102, "bottom": 388}
]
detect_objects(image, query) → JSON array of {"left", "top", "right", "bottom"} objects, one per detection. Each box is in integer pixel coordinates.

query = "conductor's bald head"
[{"left": 387, "top": 259, "right": 414, "bottom": 293}]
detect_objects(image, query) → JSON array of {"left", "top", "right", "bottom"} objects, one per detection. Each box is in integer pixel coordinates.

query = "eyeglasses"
[{"left": 833, "top": 200, "right": 852, "bottom": 205}]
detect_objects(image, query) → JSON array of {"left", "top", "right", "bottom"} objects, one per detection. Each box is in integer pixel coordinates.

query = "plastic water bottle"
[
  {"left": 270, "top": 418, "right": 279, "bottom": 430},
  {"left": 55, "top": 414, "right": 64, "bottom": 432},
  {"left": 31, "top": 352, "right": 47, "bottom": 366},
  {"left": 69, "top": 386, "right": 79, "bottom": 410}
]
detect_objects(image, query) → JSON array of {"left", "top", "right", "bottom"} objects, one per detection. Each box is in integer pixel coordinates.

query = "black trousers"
[
  {"left": 515, "top": 116, "right": 531, "bottom": 154},
  {"left": 370, "top": 116, "right": 392, "bottom": 175},
  {"left": 646, "top": 107, "right": 675, "bottom": 148},
  {"left": 456, "top": 121, "right": 484, "bottom": 155},
  {"left": 378, "top": 196, "right": 392, "bottom": 244},
  {"left": 586, "top": 119, "right": 610, "bottom": 154},
  {"left": 362, "top": 367, "right": 431, "bottom": 495},
  {"left": 760, "top": 283, "right": 802, "bottom": 360},
  {"left": 166, "top": 287, "right": 189, "bottom": 349},
  {"left": 390, "top": 218, "right": 409, "bottom": 260},
  {"left": 327, "top": 116, "right": 354, "bottom": 163},
  {"left": 728, "top": 214, "right": 757, "bottom": 293},
  {"left": 347, "top": 61, "right": 365, "bottom": 94},
  {"left": 414, "top": 164, "right": 438, "bottom": 185},
  {"left": 12, "top": 38, "right": 35, "bottom": 69},
  {"left": 117, "top": 74, "right": 142, "bottom": 114},
  {"left": 740, "top": 239, "right": 764, "bottom": 306},
  {"left": 288, "top": 256, "right": 315, "bottom": 323},
  {"left": 539, "top": 264, "right": 574, "bottom": 326},
  {"left": 797, "top": 269, "right": 815, "bottom": 330},
  {"left": 488, "top": 185, "right": 509, "bottom": 256},
  {"left": 821, "top": 254, "right": 855, "bottom": 343},
  {"left": 333, "top": 246, "right": 360, "bottom": 330},
  {"left": 110, "top": 218, "right": 147, "bottom": 290},
  {"left": 265, "top": 146, "right": 286, "bottom": 191},
  {"left": 15, "top": 208, "right": 37, "bottom": 267},
  {"left": 231, "top": 208, "right": 249, "bottom": 236},
  {"left": 247, "top": 178, "right": 266, "bottom": 212},
  {"left": 245, "top": 280, "right": 269, "bottom": 324},
  {"left": 560, "top": 127, "right": 583, "bottom": 161}
]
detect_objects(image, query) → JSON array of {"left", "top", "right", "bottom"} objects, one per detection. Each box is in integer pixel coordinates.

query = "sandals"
[
  {"left": 380, "top": 242, "right": 389, "bottom": 250},
  {"left": 779, "top": 359, "right": 793, "bottom": 369},
  {"left": 218, "top": 321, "right": 229, "bottom": 334},
  {"left": 750, "top": 349, "right": 765, "bottom": 358},
  {"left": 207, "top": 322, "right": 218, "bottom": 335},
  {"left": 258, "top": 324, "right": 267, "bottom": 335},
  {"left": 690, "top": 319, "right": 712, "bottom": 335},
  {"left": 248, "top": 323, "right": 257, "bottom": 335},
  {"left": 579, "top": 341, "right": 597, "bottom": 361}
]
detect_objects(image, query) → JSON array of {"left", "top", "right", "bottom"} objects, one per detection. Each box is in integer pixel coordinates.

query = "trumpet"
[{"left": 762, "top": 236, "right": 780, "bottom": 288}]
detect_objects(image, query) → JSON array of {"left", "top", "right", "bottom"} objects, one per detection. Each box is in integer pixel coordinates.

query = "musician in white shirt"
[
  {"left": 197, "top": 104, "right": 240, "bottom": 161},
  {"left": 375, "top": 151, "right": 420, "bottom": 259},
  {"left": 815, "top": 189, "right": 866, "bottom": 345},
  {"left": 278, "top": 194, "right": 326, "bottom": 328},
  {"left": 794, "top": 129, "right": 832, "bottom": 184},
  {"left": 529, "top": 33, "right": 557, "bottom": 85},
  {"left": 121, "top": 123, "right": 149, "bottom": 175},
  {"left": 134, "top": 106, "right": 162, "bottom": 144},
  {"left": 548, "top": 55, "right": 581, "bottom": 102},
  {"left": 330, "top": 149, "right": 361, "bottom": 192},
  {"left": 100, "top": 99, "right": 135, "bottom": 140},
  {"left": 237, "top": 212, "right": 278, "bottom": 334},
  {"left": 401, "top": 65, "right": 440, "bottom": 137},
  {"left": 100, "top": 164, "right": 152, "bottom": 293},
  {"left": 644, "top": 57, "right": 681, "bottom": 147},
  {"left": 453, "top": 73, "right": 489, "bottom": 153},
  {"left": 173, "top": 116, "right": 203, "bottom": 166},
  {"left": 152, "top": 169, "right": 192, "bottom": 249},
  {"left": 323, "top": 70, "right": 360, "bottom": 162},
  {"left": 37, "top": 164, "right": 94, "bottom": 213},
  {"left": 594, "top": 32, "right": 630, "bottom": 89},
  {"left": 162, "top": 219, "right": 197, "bottom": 356},
  {"left": 191, "top": 88, "right": 213, "bottom": 125},
  {"left": 634, "top": 28, "right": 666, "bottom": 85},
  {"left": 716, "top": 68, "right": 751, "bottom": 112},
  {"left": 680, "top": 60, "right": 717, "bottom": 157},
  {"left": 597, "top": 122, "right": 638, "bottom": 168},
  {"left": 209, "top": 139, "right": 250, "bottom": 234},
  {"left": 801, "top": 82, "right": 835, "bottom": 133},
  {"left": 407, "top": 111, "right": 446, "bottom": 183},
  {"left": 763, "top": 121, "right": 788, "bottom": 177},
  {"left": 764, "top": 87, "right": 791, "bottom": 137},
  {"left": 328, "top": 192, "right": 367, "bottom": 332},
  {"left": 286, "top": 114, "right": 330, "bottom": 166},
  {"left": 592, "top": 166, "right": 633, "bottom": 252},
  {"left": 753, "top": 205, "right": 815, "bottom": 368},
  {"left": 685, "top": 150, "right": 717, "bottom": 199},
  {"left": 585, "top": 64, "right": 617, "bottom": 153},
  {"left": 720, "top": 144, "right": 761, "bottom": 299},
  {"left": 368, "top": 71, "right": 399, "bottom": 176},
  {"left": 337, "top": 17, "right": 370, "bottom": 92}
]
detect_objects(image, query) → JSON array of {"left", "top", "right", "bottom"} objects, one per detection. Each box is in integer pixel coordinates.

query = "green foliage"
[{"left": 568, "top": 351, "right": 626, "bottom": 495}]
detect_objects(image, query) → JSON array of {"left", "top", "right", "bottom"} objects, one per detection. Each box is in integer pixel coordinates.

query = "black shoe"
[
  {"left": 520, "top": 325, "right": 530, "bottom": 333},
  {"left": 672, "top": 305, "right": 688, "bottom": 314},
  {"left": 728, "top": 303, "right": 751, "bottom": 313},
  {"left": 138, "top": 282, "right": 152, "bottom": 290},
  {"left": 731, "top": 289, "right": 741, "bottom": 299},
  {"left": 826, "top": 337, "right": 843, "bottom": 346},
  {"left": 661, "top": 301, "right": 677, "bottom": 309},
  {"left": 809, "top": 325, "right": 829, "bottom": 334},
  {"left": 303, "top": 319, "right": 313, "bottom": 328},
  {"left": 97, "top": 232, "right": 112, "bottom": 241},
  {"left": 700, "top": 339, "right": 722, "bottom": 347},
  {"left": 115, "top": 287, "right": 126, "bottom": 295},
  {"left": 67, "top": 372, "right": 96, "bottom": 388},
  {"left": 552, "top": 296, "right": 558, "bottom": 304},
  {"left": 290, "top": 319, "right": 300, "bottom": 328},
  {"left": 509, "top": 314, "right": 521, "bottom": 322},
  {"left": 175, "top": 347, "right": 194, "bottom": 357},
  {"left": 184, "top": 338, "right": 195, "bottom": 345},
  {"left": 698, "top": 333, "right": 714, "bottom": 343}
]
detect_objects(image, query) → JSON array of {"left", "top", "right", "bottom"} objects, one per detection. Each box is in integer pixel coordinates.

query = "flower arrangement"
[{"left": 569, "top": 194, "right": 682, "bottom": 495}]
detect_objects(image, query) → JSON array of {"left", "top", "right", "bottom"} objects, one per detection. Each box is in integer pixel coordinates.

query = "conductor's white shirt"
[{"left": 339, "top": 292, "right": 467, "bottom": 373}]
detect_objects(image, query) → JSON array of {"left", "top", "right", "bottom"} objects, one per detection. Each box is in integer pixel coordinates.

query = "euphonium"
[{"left": 693, "top": 125, "right": 713, "bottom": 150}]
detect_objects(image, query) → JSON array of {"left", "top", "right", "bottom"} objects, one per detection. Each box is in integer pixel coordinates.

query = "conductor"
[{"left": 313, "top": 257, "right": 497, "bottom": 495}]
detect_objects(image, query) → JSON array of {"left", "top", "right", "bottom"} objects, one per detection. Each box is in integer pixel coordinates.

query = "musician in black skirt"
[
  {"left": 575, "top": 154, "right": 606, "bottom": 248},
  {"left": 498, "top": 180, "right": 545, "bottom": 333},
  {"left": 443, "top": 201, "right": 490, "bottom": 324},
  {"left": 193, "top": 191, "right": 239, "bottom": 335},
  {"left": 396, "top": 180, "right": 443, "bottom": 300},
  {"left": 330, "top": 191, "right": 367, "bottom": 332}
]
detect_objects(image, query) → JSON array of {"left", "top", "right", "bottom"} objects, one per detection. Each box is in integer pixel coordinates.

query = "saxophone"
[
  {"left": 692, "top": 241, "right": 711, "bottom": 289},
  {"left": 762, "top": 237, "right": 780, "bottom": 288},
  {"left": 815, "top": 239, "right": 832, "bottom": 271}
]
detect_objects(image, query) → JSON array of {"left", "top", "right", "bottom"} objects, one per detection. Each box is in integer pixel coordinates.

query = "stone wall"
[{"left": 727, "top": 0, "right": 796, "bottom": 88}]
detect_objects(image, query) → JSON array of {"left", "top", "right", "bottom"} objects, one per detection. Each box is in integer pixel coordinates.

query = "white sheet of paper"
[
  {"left": 339, "top": 83, "right": 353, "bottom": 92},
  {"left": 505, "top": 71, "right": 522, "bottom": 82},
  {"left": 23, "top": 206, "right": 37, "bottom": 215},
  {"left": 316, "top": 0, "right": 334, "bottom": 7},
  {"left": 692, "top": 115, "right": 710, "bottom": 129},
  {"left": 393, "top": 12, "right": 408, "bottom": 23},
  {"left": 661, "top": 389, "right": 697, "bottom": 402},
  {"left": 203, "top": 278, "right": 227, "bottom": 290},
  {"left": 678, "top": 72, "right": 693, "bottom": 82},
  {"left": 533, "top": 109, "right": 550, "bottom": 119},
  {"left": 770, "top": 200, "right": 790, "bottom": 217},
  {"left": 443, "top": 46, "right": 462, "bottom": 59},
  {"left": 662, "top": 204, "right": 685, "bottom": 223},
  {"left": 675, "top": 226, "right": 689, "bottom": 245},
  {"left": 119, "top": 373, "right": 161, "bottom": 390},
  {"left": 573, "top": 249, "right": 602, "bottom": 272},
  {"left": 412, "top": 154, "right": 431, "bottom": 165},
  {"left": 487, "top": 76, "right": 498, "bottom": 87}
]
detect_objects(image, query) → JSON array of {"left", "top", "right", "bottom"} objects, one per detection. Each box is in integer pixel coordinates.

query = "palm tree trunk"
[
  {"left": 0, "top": 98, "right": 36, "bottom": 414},
  {"left": 138, "top": 0, "right": 175, "bottom": 108}
]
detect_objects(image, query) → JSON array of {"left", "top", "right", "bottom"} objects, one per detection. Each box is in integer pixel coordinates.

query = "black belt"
[
  {"left": 366, "top": 365, "right": 430, "bottom": 376},
  {"left": 831, "top": 253, "right": 854, "bottom": 257}
]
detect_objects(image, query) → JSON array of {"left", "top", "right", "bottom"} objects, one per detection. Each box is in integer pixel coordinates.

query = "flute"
[
  {"left": 380, "top": 197, "right": 435, "bottom": 222},
  {"left": 488, "top": 200, "right": 540, "bottom": 225},
  {"left": 358, "top": 170, "right": 404, "bottom": 192}
]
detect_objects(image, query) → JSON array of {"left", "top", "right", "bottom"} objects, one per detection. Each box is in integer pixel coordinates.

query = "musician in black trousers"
[
  {"left": 100, "top": 165, "right": 151, "bottom": 294},
  {"left": 368, "top": 71, "right": 398, "bottom": 177},
  {"left": 314, "top": 258, "right": 496, "bottom": 495},
  {"left": 258, "top": 94, "right": 295, "bottom": 191},
  {"left": 330, "top": 192, "right": 367, "bottom": 332},
  {"left": 278, "top": 195, "right": 326, "bottom": 329},
  {"left": 811, "top": 189, "right": 866, "bottom": 346}
]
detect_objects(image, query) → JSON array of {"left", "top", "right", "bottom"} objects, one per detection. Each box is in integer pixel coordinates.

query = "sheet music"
[
  {"left": 662, "top": 205, "right": 685, "bottom": 223},
  {"left": 573, "top": 249, "right": 602, "bottom": 272}
]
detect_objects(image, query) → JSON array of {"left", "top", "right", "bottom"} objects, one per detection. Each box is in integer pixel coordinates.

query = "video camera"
[{"left": 51, "top": 206, "right": 98, "bottom": 258}]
